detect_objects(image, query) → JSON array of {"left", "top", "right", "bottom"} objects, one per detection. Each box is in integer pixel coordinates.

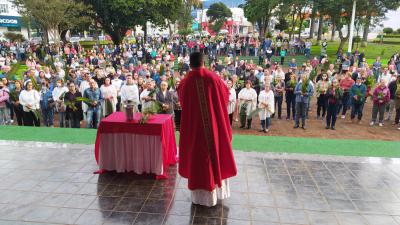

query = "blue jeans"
[
  {"left": 351, "top": 102, "right": 364, "bottom": 120},
  {"left": 295, "top": 102, "right": 308, "bottom": 127},
  {"left": 261, "top": 118, "right": 271, "bottom": 130},
  {"left": 286, "top": 95, "right": 296, "bottom": 119},
  {"left": 326, "top": 103, "right": 338, "bottom": 128},
  {"left": 305, "top": 48, "right": 311, "bottom": 58},
  {"left": 42, "top": 108, "right": 54, "bottom": 127},
  {"left": 57, "top": 111, "right": 66, "bottom": 127},
  {"left": 337, "top": 92, "right": 350, "bottom": 116},
  {"left": 86, "top": 107, "right": 101, "bottom": 128}
]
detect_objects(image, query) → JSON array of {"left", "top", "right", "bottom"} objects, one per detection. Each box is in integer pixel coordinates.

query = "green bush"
[
  {"left": 383, "top": 34, "right": 400, "bottom": 38},
  {"left": 4, "top": 32, "right": 26, "bottom": 42},
  {"left": 383, "top": 27, "right": 394, "bottom": 34}
]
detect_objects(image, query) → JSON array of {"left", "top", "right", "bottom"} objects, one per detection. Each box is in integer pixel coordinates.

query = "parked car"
[{"left": 69, "top": 36, "right": 81, "bottom": 43}]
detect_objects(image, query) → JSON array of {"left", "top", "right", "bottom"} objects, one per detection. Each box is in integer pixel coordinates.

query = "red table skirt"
[{"left": 94, "top": 112, "right": 177, "bottom": 178}]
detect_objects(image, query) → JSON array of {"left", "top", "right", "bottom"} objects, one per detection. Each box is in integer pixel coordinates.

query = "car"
[
  {"left": 69, "top": 36, "right": 81, "bottom": 43},
  {"left": 30, "top": 37, "right": 42, "bottom": 44}
]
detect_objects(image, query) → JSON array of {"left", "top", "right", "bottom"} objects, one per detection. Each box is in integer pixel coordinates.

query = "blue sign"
[
  {"left": 192, "top": 22, "right": 199, "bottom": 30},
  {"left": 0, "top": 16, "right": 21, "bottom": 27}
]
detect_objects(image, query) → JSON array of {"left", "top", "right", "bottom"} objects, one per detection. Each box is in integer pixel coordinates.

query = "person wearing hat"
[
  {"left": 238, "top": 80, "right": 257, "bottom": 129},
  {"left": 350, "top": 76, "right": 367, "bottom": 124}
]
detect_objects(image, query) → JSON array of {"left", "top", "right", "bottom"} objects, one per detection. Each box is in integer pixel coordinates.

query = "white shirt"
[
  {"left": 111, "top": 78, "right": 123, "bottom": 96},
  {"left": 121, "top": 84, "right": 139, "bottom": 104},
  {"left": 140, "top": 89, "right": 155, "bottom": 111},
  {"left": 19, "top": 89, "right": 40, "bottom": 111},
  {"left": 238, "top": 88, "right": 257, "bottom": 116},
  {"left": 52, "top": 86, "right": 69, "bottom": 101},
  {"left": 378, "top": 72, "right": 392, "bottom": 86},
  {"left": 258, "top": 89, "right": 275, "bottom": 119}
]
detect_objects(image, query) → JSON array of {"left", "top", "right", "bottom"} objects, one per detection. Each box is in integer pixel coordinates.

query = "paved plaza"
[{"left": 1, "top": 140, "right": 400, "bottom": 225}]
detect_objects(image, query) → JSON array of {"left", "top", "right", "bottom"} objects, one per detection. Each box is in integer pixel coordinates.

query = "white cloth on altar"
[
  {"left": 98, "top": 133, "right": 163, "bottom": 175},
  {"left": 191, "top": 179, "right": 230, "bottom": 207}
]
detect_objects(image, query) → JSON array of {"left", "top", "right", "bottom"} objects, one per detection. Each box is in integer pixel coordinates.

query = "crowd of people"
[{"left": 0, "top": 34, "right": 399, "bottom": 133}]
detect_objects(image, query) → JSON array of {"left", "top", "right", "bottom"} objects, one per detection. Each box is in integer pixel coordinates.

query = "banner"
[{"left": 0, "top": 16, "right": 20, "bottom": 27}]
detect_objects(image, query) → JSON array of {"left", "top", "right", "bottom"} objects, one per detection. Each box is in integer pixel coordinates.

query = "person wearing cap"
[
  {"left": 350, "top": 76, "right": 367, "bottom": 123},
  {"left": 238, "top": 80, "right": 257, "bottom": 129}
]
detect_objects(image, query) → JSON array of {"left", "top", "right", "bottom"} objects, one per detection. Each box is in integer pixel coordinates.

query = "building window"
[{"left": 0, "top": 4, "right": 9, "bottom": 14}]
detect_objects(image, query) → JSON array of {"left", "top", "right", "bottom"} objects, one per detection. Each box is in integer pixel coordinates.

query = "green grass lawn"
[{"left": 1, "top": 125, "right": 400, "bottom": 158}]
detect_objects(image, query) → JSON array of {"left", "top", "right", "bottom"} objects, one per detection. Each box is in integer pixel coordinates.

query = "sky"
[{"left": 383, "top": 9, "right": 400, "bottom": 30}]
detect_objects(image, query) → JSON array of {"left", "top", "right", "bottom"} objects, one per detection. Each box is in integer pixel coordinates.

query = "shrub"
[
  {"left": 383, "top": 27, "right": 394, "bottom": 34},
  {"left": 3, "top": 32, "right": 26, "bottom": 42}
]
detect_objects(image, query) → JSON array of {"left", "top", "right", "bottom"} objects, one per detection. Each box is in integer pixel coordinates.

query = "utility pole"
[{"left": 347, "top": 0, "right": 356, "bottom": 54}]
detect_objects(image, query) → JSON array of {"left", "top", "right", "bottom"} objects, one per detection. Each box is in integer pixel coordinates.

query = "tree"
[
  {"left": 83, "top": 0, "right": 182, "bottom": 44},
  {"left": 358, "top": 0, "right": 400, "bottom": 46},
  {"left": 206, "top": 2, "right": 232, "bottom": 34},
  {"left": 383, "top": 27, "right": 394, "bottom": 34},
  {"left": 241, "top": 0, "right": 281, "bottom": 38},
  {"left": 275, "top": 17, "right": 289, "bottom": 31},
  {"left": 178, "top": 0, "right": 202, "bottom": 32},
  {"left": 3, "top": 32, "right": 26, "bottom": 42},
  {"left": 12, "top": 0, "right": 89, "bottom": 44}
]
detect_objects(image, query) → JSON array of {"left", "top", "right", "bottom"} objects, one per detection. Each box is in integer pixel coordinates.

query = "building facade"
[{"left": 0, "top": 0, "right": 29, "bottom": 40}]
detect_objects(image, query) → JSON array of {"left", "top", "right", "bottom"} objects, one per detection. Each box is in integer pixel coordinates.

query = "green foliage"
[
  {"left": 275, "top": 17, "right": 289, "bottom": 31},
  {"left": 206, "top": 2, "right": 232, "bottom": 34},
  {"left": 83, "top": 0, "right": 182, "bottom": 44},
  {"left": 382, "top": 34, "right": 400, "bottom": 38},
  {"left": 383, "top": 27, "right": 394, "bottom": 34},
  {"left": 12, "top": 0, "right": 89, "bottom": 44},
  {"left": 206, "top": 2, "right": 232, "bottom": 22},
  {"left": 3, "top": 32, "right": 25, "bottom": 42},
  {"left": 241, "top": 0, "right": 281, "bottom": 37},
  {"left": 140, "top": 102, "right": 161, "bottom": 124}
]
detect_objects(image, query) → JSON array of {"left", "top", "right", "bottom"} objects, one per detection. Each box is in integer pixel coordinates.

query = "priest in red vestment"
[{"left": 178, "top": 52, "right": 237, "bottom": 207}]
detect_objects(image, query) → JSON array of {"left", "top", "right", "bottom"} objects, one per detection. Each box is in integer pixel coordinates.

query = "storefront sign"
[{"left": 0, "top": 16, "right": 20, "bottom": 27}]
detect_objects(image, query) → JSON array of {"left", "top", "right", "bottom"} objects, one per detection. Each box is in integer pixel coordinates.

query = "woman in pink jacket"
[{"left": 370, "top": 79, "right": 391, "bottom": 127}]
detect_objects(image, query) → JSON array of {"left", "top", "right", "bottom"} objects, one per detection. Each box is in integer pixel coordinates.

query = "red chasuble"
[{"left": 178, "top": 67, "right": 237, "bottom": 192}]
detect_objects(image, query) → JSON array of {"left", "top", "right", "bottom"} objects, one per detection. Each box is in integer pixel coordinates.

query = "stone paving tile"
[{"left": 1, "top": 141, "right": 400, "bottom": 225}]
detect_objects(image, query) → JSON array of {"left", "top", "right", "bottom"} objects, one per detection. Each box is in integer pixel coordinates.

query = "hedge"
[{"left": 382, "top": 34, "right": 400, "bottom": 38}]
